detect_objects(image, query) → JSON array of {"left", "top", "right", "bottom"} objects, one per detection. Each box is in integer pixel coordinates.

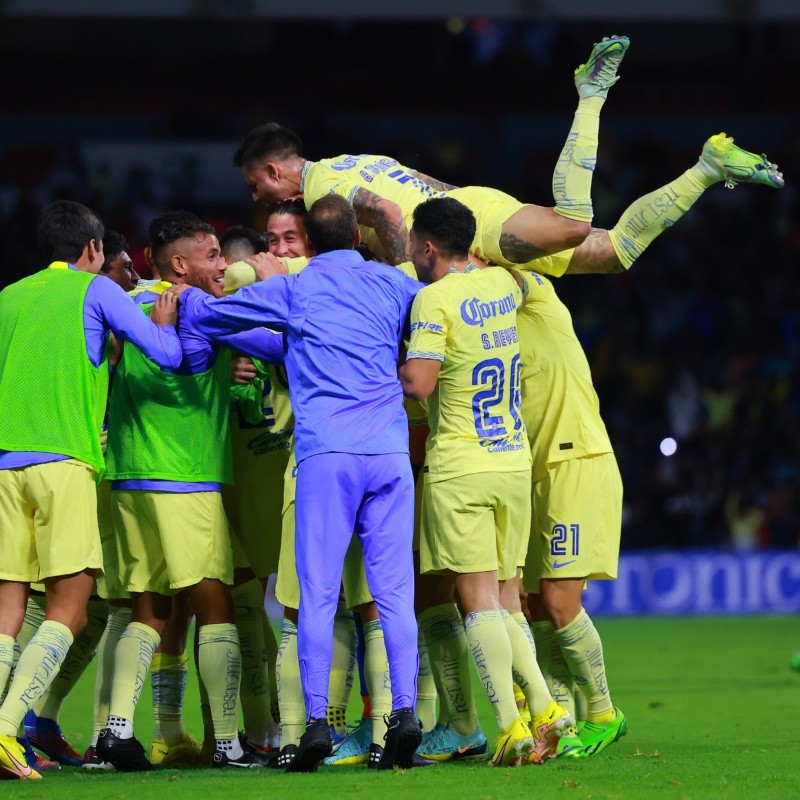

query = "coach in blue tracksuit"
[{"left": 178, "top": 194, "right": 423, "bottom": 773}]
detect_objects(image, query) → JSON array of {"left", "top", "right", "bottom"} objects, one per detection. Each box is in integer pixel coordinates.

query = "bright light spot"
[{"left": 660, "top": 437, "right": 677, "bottom": 457}]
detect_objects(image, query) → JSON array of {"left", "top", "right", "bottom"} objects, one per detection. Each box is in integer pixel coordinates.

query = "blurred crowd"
[{"left": 2, "top": 123, "right": 799, "bottom": 553}]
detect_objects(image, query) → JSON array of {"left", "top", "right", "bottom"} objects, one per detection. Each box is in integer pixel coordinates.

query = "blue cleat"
[
  {"left": 23, "top": 711, "right": 82, "bottom": 767},
  {"left": 323, "top": 717, "right": 372, "bottom": 766},
  {"left": 416, "top": 721, "right": 488, "bottom": 762}
]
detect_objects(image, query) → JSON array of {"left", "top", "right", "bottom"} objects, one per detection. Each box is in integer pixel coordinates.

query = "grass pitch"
[{"left": 4, "top": 616, "right": 799, "bottom": 800}]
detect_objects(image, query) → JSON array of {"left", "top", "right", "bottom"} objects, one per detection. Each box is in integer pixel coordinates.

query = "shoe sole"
[
  {"left": 419, "top": 741, "right": 489, "bottom": 762},
  {"left": 390, "top": 726, "right": 423, "bottom": 769},
  {"left": 285, "top": 741, "right": 332, "bottom": 773},
  {"left": 95, "top": 746, "right": 152, "bottom": 772}
]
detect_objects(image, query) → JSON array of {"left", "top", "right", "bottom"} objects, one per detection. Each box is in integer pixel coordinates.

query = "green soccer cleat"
[
  {"left": 574, "top": 35, "right": 630, "bottom": 99},
  {"left": 577, "top": 706, "right": 628, "bottom": 757},
  {"left": 699, "top": 133, "right": 784, "bottom": 189}
]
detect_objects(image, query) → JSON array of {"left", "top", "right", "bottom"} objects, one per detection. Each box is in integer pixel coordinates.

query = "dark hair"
[
  {"left": 148, "top": 210, "right": 211, "bottom": 260},
  {"left": 266, "top": 198, "right": 307, "bottom": 223},
  {"left": 412, "top": 197, "right": 476, "bottom": 259},
  {"left": 233, "top": 123, "right": 303, "bottom": 168},
  {"left": 305, "top": 195, "right": 357, "bottom": 254},
  {"left": 219, "top": 224, "right": 267, "bottom": 261},
  {"left": 101, "top": 230, "right": 129, "bottom": 269},
  {"left": 37, "top": 200, "right": 104, "bottom": 263}
]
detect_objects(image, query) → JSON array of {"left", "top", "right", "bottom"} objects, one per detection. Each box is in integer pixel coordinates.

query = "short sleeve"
[{"left": 407, "top": 285, "right": 447, "bottom": 362}]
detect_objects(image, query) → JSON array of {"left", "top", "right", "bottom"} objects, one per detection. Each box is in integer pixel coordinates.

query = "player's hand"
[
  {"left": 247, "top": 252, "right": 288, "bottom": 281},
  {"left": 150, "top": 290, "right": 179, "bottom": 326},
  {"left": 232, "top": 354, "right": 258, "bottom": 385}
]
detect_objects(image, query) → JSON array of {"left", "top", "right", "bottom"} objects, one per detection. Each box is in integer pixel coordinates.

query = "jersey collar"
[{"left": 300, "top": 161, "right": 313, "bottom": 193}]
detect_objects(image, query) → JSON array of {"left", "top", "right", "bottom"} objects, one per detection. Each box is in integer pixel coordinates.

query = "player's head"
[
  {"left": 305, "top": 195, "right": 359, "bottom": 254},
  {"left": 37, "top": 200, "right": 105, "bottom": 273},
  {"left": 266, "top": 199, "right": 311, "bottom": 258},
  {"left": 233, "top": 123, "right": 305, "bottom": 206},
  {"left": 149, "top": 212, "right": 226, "bottom": 297},
  {"left": 410, "top": 197, "right": 476, "bottom": 283},
  {"left": 99, "top": 230, "right": 139, "bottom": 292},
  {"left": 219, "top": 224, "right": 267, "bottom": 264}
]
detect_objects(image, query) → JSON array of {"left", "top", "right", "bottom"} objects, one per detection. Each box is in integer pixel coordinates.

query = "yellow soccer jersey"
[
  {"left": 407, "top": 266, "right": 531, "bottom": 481},
  {"left": 301, "top": 156, "right": 446, "bottom": 259},
  {"left": 517, "top": 270, "right": 613, "bottom": 480},
  {"left": 230, "top": 362, "right": 294, "bottom": 462}
]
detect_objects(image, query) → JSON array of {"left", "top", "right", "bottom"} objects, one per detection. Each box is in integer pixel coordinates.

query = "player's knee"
[{"left": 47, "top": 608, "right": 87, "bottom": 636}]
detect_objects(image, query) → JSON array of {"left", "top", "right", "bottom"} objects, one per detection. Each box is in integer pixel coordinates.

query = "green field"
[{"left": 4, "top": 616, "right": 799, "bottom": 800}]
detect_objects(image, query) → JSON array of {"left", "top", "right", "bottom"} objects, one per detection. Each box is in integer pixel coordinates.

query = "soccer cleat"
[
  {"left": 96, "top": 727, "right": 153, "bottom": 772},
  {"left": 488, "top": 717, "right": 533, "bottom": 767},
  {"left": 699, "top": 133, "right": 784, "bottom": 189},
  {"left": 791, "top": 650, "right": 800, "bottom": 672},
  {"left": 212, "top": 742, "right": 269, "bottom": 769},
  {"left": 528, "top": 701, "right": 578, "bottom": 764},
  {"left": 17, "top": 736, "right": 60, "bottom": 771},
  {"left": 379, "top": 707, "right": 423, "bottom": 769},
  {"left": 82, "top": 745, "right": 115, "bottom": 771},
  {"left": 368, "top": 743, "right": 436, "bottom": 770},
  {"left": 323, "top": 717, "right": 372, "bottom": 765},
  {"left": 577, "top": 706, "right": 628, "bottom": 757},
  {"left": 416, "top": 721, "right": 488, "bottom": 762},
  {"left": 270, "top": 744, "right": 297, "bottom": 769},
  {"left": 23, "top": 711, "right": 83, "bottom": 767},
  {"left": 552, "top": 729, "right": 585, "bottom": 759},
  {"left": 285, "top": 718, "right": 333, "bottom": 773},
  {"left": 150, "top": 735, "right": 205, "bottom": 767},
  {"left": 574, "top": 35, "right": 630, "bottom": 99},
  {"left": 0, "top": 735, "right": 41, "bottom": 780}
]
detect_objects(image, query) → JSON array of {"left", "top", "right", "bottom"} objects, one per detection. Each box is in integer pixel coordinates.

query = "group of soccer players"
[{"left": 0, "top": 34, "right": 785, "bottom": 780}]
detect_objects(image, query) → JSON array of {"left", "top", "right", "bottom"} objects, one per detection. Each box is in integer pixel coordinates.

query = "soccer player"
[
  {"left": 99, "top": 230, "right": 139, "bottom": 291},
  {"left": 400, "top": 197, "right": 573, "bottom": 767},
  {"left": 234, "top": 37, "right": 631, "bottom": 267},
  {"left": 96, "top": 215, "right": 276, "bottom": 772},
  {"left": 0, "top": 200, "right": 182, "bottom": 780},
  {"left": 176, "top": 194, "right": 423, "bottom": 773}
]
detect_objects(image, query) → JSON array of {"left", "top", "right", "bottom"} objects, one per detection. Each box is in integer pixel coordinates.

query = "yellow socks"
[
  {"left": 416, "top": 629, "right": 438, "bottom": 732},
  {"left": 0, "top": 635, "right": 14, "bottom": 699},
  {"left": 504, "top": 611, "right": 553, "bottom": 717},
  {"left": 463, "top": 609, "right": 518, "bottom": 731},
  {"left": 262, "top": 612, "right": 280, "bottom": 727},
  {"left": 553, "top": 95, "right": 605, "bottom": 223},
  {"left": 608, "top": 165, "right": 710, "bottom": 268},
  {"left": 0, "top": 620, "right": 73, "bottom": 736},
  {"left": 150, "top": 652, "right": 188, "bottom": 745},
  {"left": 363, "top": 619, "right": 392, "bottom": 747},
  {"left": 232, "top": 580, "right": 275, "bottom": 747},
  {"left": 91, "top": 606, "right": 132, "bottom": 744},
  {"left": 197, "top": 623, "right": 241, "bottom": 741},
  {"left": 37, "top": 599, "right": 107, "bottom": 722},
  {"left": 327, "top": 605, "right": 356, "bottom": 739},
  {"left": 418, "top": 603, "right": 477, "bottom": 735},
  {"left": 276, "top": 618, "right": 305, "bottom": 747},
  {"left": 530, "top": 619, "right": 576, "bottom": 719},
  {"left": 108, "top": 621, "right": 160, "bottom": 723},
  {"left": 555, "top": 608, "right": 613, "bottom": 721}
]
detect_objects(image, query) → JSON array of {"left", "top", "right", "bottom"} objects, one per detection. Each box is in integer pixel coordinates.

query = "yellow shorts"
[
  {"left": 447, "top": 186, "right": 573, "bottom": 276},
  {"left": 0, "top": 459, "right": 102, "bottom": 583},
  {"left": 111, "top": 490, "right": 234, "bottom": 595},
  {"left": 420, "top": 469, "right": 531, "bottom": 581},
  {"left": 95, "top": 479, "right": 129, "bottom": 600},
  {"left": 523, "top": 453, "right": 622, "bottom": 593},
  {"left": 223, "top": 447, "right": 289, "bottom": 577},
  {"left": 275, "top": 454, "right": 373, "bottom": 610}
]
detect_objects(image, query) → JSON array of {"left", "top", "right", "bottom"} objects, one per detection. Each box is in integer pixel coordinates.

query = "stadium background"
[{"left": 2, "top": 1, "right": 800, "bottom": 614}]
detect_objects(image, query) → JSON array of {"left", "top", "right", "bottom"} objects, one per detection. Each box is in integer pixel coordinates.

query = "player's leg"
[
  {"left": 84, "top": 601, "right": 131, "bottom": 769},
  {"left": 288, "top": 452, "right": 360, "bottom": 772},
  {"left": 327, "top": 601, "right": 356, "bottom": 745},
  {"left": 357, "top": 453, "right": 422, "bottom": 770},
  {"left": 26, "top": 596, "right": 107, "bottom": 766},
  {"left": 150, "top": 591, "right": 201, "bottom": 766}
]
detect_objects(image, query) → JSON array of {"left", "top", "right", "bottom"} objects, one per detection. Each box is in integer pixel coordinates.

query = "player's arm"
[
  {"left": 218, "top": 328, "right": 284, "bottom": 365},
  {"left": 562, "top": 228, "right": 625, "bottom": 274},
  {"left": 351, "top": 187, "right": 409, "bottom": 265},
  {"left": 507, "top": 268, "right": 529, "bottom": 307},
  {"left": 91, "top": 277, "right": 183, "bottom": 369},
  {"left": 399, "top": 287, "right": 446, "bottom": 400},
  {"left": 399, "top": 358, "right": 441, "bottom": 401},
  {"left": 177, "top": 275, "right": 297, "bottom": 342},
  {"left": 408, "top": 170, "right": 459, "bottom": 192}
]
